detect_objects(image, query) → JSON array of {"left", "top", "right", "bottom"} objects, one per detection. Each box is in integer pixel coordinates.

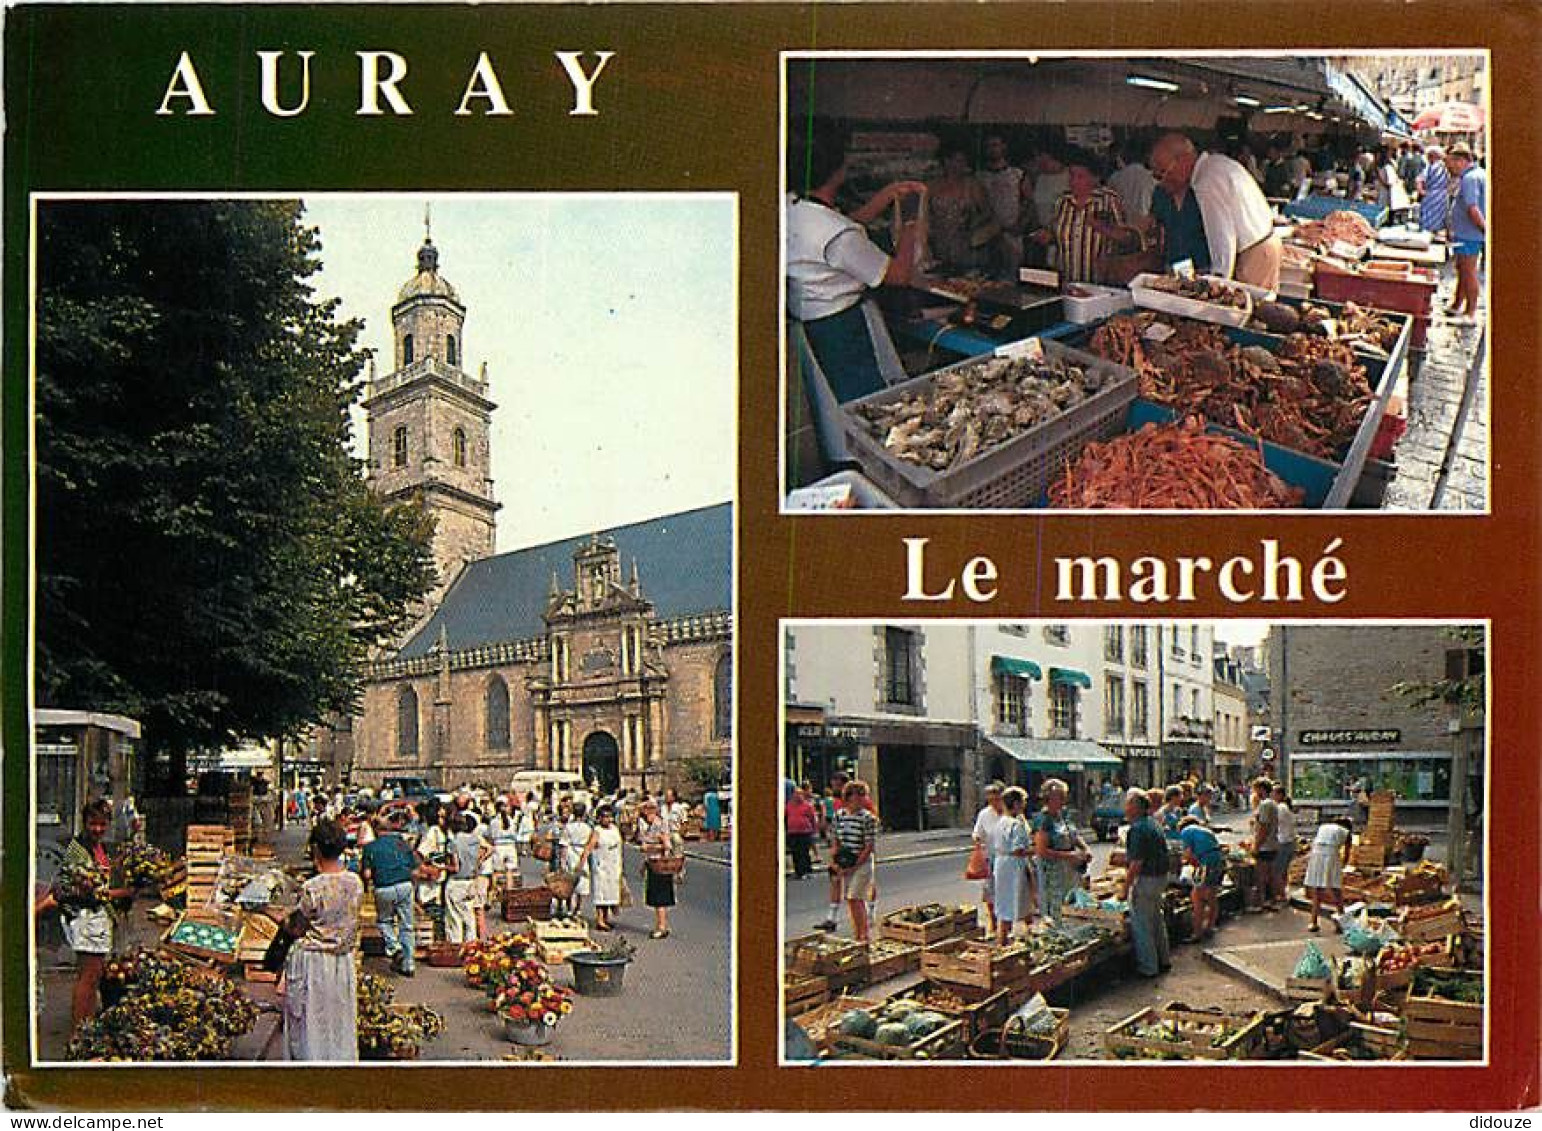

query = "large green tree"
[{"left": 36, "top": 199, "right": 435, "bottom": 764}]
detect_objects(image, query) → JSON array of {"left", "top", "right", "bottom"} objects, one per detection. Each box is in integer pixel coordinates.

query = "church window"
[
  {"left": 397, "top": 687, "right": 419, "bottom": 757},
  {"left": 713, "top": 651, "right": 732, "bottom": 739},
  {"left": 392, "top": 426, "right": 408, "bottom": 468},
  {"left": 485, "top": 675, "right": 510, "bottom": 750},
  {"left": 446, "top": 334, "right": 458, "bottom": 366},
  {"left": 403, "top": 334, "right": 414, "bottom": 365},
  {"left": 453, "top": 427, "right": 467, "bottom": 468}
]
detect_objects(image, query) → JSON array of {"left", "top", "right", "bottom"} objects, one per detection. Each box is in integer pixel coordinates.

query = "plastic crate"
[
  {"left": 840, "top": 341, "right": 1139, "bottom": 509},
  {"left": 1313, "top": 266, "right": 1435, "bottom": 348},
  {"left": 1283, "top": 195, "right": 1389, "bottom": 227}
]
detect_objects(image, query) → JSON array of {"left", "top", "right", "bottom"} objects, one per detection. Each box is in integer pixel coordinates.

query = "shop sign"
[
  {"left": 828, "top": 725, "right": 870, "bottom": 741},
  {"left": 1298, "top": 728, "right": 1400, "bottom": 747}
]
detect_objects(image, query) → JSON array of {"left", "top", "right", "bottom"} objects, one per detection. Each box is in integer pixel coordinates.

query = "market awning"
[
  {"left": 1049, "top": 667, "right": 1092, "bottom": 690},
  {"left": 984, "top": 735, "right": 1122, "bottom": 771},
  {"left": 991, "top": 656, "right": 1042, "bottom": 680}
]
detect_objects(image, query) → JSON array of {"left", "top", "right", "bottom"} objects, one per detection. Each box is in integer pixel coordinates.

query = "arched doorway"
[{"left": 581, "top": 731, "right": 620, "bottom": 794}]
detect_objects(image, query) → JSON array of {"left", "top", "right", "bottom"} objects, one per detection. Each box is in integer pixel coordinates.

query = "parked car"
[{"left": 382, "top": 775, "right": 435, "bottom": 801}]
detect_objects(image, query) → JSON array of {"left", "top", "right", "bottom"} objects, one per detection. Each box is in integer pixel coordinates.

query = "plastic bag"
[
  {"left": 963, "top": 843, "right": 989, "bottom": 881},
  {"left": 1293, "top": 940, "right": 1332, "bottom": 980},
  {"left": 1004, "top": 993, "right": 1058, "bottom": 1038},
  {"left": 1343, "top": 919, "right": 1395, "bottom": 956}
]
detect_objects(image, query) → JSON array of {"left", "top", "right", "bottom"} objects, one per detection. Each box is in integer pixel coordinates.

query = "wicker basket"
[
  {"left": 647, "top": 855, "right": 687, "bottom": 876},
  {"left": 544, "top": 870, "right": 578, "bottom": 899}
]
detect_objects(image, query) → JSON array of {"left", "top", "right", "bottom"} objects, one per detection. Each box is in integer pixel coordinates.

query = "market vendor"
[
  {"left": 786, "top": 123, "right": 928, "bottom": 403},
  {"left": 925, "top": 141, "right": 1000, "bottom": 273},
  {"left": 1031, "top": 778, "right": 1091, "bottom": 922},
  {"left": 1029, "top": 150, "right": 1128, "bottom": 285},
  {"left": 1176, "top": 816, "right": 1223, "bottom": 942},
  {"left": 1120, "top": 789, "right": 1172, "bottom": 978},
  {"left": 1147, "top": 132, "right": 1283, "bottom": 289},
  {"left": 49, "top": 799, "right": 133, "bottom": 1025}
]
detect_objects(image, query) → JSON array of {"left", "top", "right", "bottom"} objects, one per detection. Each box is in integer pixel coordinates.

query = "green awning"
[
  {"left": 984, "top": 735, "right": 1122, "bottom": 771},
  {"left": 1049, "top": 667, "right": 1093, "bottom": 690},
  {"left": 991, "top": 656, "right": 1042, "bottom": 680}
]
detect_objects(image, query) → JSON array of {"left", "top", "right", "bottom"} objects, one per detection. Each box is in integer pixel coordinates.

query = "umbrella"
[{"left": 1412, "top": 102, "right": 1485, "bottom": 133}]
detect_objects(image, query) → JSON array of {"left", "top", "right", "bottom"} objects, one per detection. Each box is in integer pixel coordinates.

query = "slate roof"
[{"left": 397, "top": 503, "right": 732, "bottom": 660}]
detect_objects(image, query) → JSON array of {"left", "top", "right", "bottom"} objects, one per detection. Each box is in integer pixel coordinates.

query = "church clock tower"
[{"left": 364, "top": 227, "right": 500, "bottom": 603}]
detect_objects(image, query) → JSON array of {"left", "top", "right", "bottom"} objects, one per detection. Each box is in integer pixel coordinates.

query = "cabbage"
[
  {"left": 838, "top": 1009, "right": 877, "bottom": 1039},
  {"left": 905, "top": 1011, "right": 947, "bottom": 1038},
  {"left": 874, "top": 1022, "right": 911, "bottom": 1046},
  {"left": 883, "top": 999, "right": 919, "bottom": 1019}
]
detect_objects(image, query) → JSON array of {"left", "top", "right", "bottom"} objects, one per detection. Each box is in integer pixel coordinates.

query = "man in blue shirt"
[
  {"left": 361, "top": 813, "right": 421, "bottom": 976},
  {"left": 1121, "top": 789, "right": 1172, "bottom": 977},
  {"left": 1444, "top": 143, "right": 1486, "bottom": 324},
  {"left": 1177, "top": 816, "right": 1224, "bottom": 942},
  {"left": 1146, "top": 183, "right": 1212, "bottom": 273}
]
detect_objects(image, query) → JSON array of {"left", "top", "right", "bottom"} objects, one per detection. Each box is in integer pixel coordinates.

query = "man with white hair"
[{"left": 1148, "top": 132, "right": 1282, "bottom": 289}]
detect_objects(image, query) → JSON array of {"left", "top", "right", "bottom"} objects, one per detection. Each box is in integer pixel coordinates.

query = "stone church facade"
[{"left": 346, "top": 232, "right": 732, "bottom": 794}]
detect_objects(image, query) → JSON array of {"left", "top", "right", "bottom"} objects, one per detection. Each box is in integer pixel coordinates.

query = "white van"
[{"left": 509, "top": 770, "right": 586, "bottom": 803}]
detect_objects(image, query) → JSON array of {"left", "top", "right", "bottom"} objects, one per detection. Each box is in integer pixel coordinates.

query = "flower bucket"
[
  {"left": 504, "top": 1017, "right": 554, "bottom": 1046},
  {"left": 568, "top": 950, "right": 630, "bottom": 997}
]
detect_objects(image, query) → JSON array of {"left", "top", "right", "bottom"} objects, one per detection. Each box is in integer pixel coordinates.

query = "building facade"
[
  {"left": 1267, "top": 624, "right": 1484, "bottom": 813},
  {"left": 350, "top": 234, "right": 732, "bottom": 795},
  {"left": 1212, "top": 653, "right": 1250, "bottom": 791}
]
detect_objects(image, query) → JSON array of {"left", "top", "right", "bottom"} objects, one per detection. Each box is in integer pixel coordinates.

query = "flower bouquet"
[{"left": 491, "top": 953, "right": 573, "bottom": 1046}]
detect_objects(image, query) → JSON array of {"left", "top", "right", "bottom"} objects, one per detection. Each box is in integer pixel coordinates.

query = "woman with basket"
[
  {"left": 575, "top": 804, "right": 625, "bottom": 931},
  {"left": 637, "top": 798, "right": 680, "bottom": 939},
  {"left": 281, "top": 820, "right": 364, "bottom": 1061}
]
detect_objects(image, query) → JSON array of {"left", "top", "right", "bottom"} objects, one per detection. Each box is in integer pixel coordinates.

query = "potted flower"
[
  {"left": 494, "top": 964, "right": 573, "bottom": 1045},
  {"left": 1399, "top": 833, "right": 1430, "bottom": 863}
]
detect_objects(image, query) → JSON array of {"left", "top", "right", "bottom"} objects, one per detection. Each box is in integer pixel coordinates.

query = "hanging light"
[
  {"left": 1127, "top": 74, "right": 1180, "bottom": 93},
  {"left": 1233, "top": 94, "right": 1261, "bottom": 108}
]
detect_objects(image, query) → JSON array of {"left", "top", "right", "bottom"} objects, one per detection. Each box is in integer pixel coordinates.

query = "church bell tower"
[{"left": 363, "top": 220, "right": 500, "bottom": 602}]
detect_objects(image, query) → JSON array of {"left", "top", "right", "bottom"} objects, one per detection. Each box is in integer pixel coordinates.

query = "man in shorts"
[
  {"left": 1178, "top": 815, "right": 1224, "bottom": 941},
  {"left": 1250, "top": 778, "right": 1279, "bottom": 912},
  {"left": 827, "top": 781, "right": 879, "bottom": 941}
]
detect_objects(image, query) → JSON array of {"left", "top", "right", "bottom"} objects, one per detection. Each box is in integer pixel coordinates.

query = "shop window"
[
  {"left": 1049, "top": 683, "right": 1078, "bottom": 737},
  {"left": 485, "top": 676, "right": 511, "bottom": 750},
  {"left": 403, "top": 334, "right": 414, "bottom": 365},
  {"left": 1044, "top": 624, "right": 1070, "bottom": 646},
  {"left": 1104, "top": 626, "right": 1123, "bottom": 663},
  {"left": 446, "top": 334, "right": 458, "bottom": 366},
  {"left": 713, "top": 651, "right": 732, "bottom": 739},
  {"left": 995, "top": 673, "right": 1029, "bottom": 734},
  {"left": 1104, "top": 675, "right": 1125, "bottom": 736},
  {"left": 453, "top": 427, "right": 468, "bottom": 468},
  {"left": 1131, "top": 680, "right": 1149, "bottom": 736},
  {"left": 1190, "top": 625, "right": 1201, "bottom": 659},
  {"left": 1129, "top": 626, "right": 1148, "bottom": 668},
  {"left": 397, "top": 687, "right": 418, "bottom": 758},
  {"left": 392, "top": 425, "right": 408, "bottom": 468},
  {"left": 883, "top": 627, "right": 917, "bottom": 707}
]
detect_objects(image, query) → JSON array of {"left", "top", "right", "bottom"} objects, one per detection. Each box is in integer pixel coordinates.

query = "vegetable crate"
[
  {"left": 840, "top": 341, "right": 1140, "bottom": 509},
  {"left": 921, "top": 938, "right": 1035, "bottom": 997},
  {"left": 890, "top": 981, "right": 1012, "bottom": 1041},
  {"left": 1000, "top": 1006, "right": 1071, "bottom": 1060},
  {"left": 502, "top": 885, "right": 554, "bottom": 922},
  {"left": 833, "top": 1017, "right": 967, "bottom": 1062},
  {"left": 1061, "top": 903, "right": 1129, "bottom": 939},
  {"left": 162, "top": 909, "right": 244, "bottom": 964},
  {"left": 784, "top": 972, "right": 830, "bottom": 1018},
  {"left": 862, "top": 938, "right": 922, "bottom": 986},
  {"left": 1397, "top": 898, "right": 1465, "bottom": 943},
  {"left": 1301, "top": 1021, "right": 1408, "bottom": 1062},
  {"left": 879, "top": 905, "right": 959, "bottom": 948},
  {"left": 1104, "top": 1004, "right": 1266, "bottom": 1061},
  {"left": 787, "top": 932, "right": 871, "bottom": 992},
  {"left": 1350, "top": 842, "right": 1389, "bottom": 870},
  {"left": 1374, "top": 937, "right": 1459, "bottom": 991},
  {"left": 1388, "top": 869, "right": 1445, "bottom": 906},
  {"left": 528, "top": 917, "right": 592, "bottom": 964},
  {"left": 1404, "top": 988, "right": 1483, "bottom": 1060},
  {"left": 790, "top": 994, "right": 882, "bottom": 1056},
  {"left": 1285, "top": 976, "right": 1333, "bottom": 1003}
]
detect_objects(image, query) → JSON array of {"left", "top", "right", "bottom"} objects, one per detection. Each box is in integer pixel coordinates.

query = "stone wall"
[{"left": 662, "top": 639, "right": 733, "bottom": 788}]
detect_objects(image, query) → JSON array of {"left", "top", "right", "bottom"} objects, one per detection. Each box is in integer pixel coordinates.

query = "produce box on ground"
[
  {"left": 1404, "top": 969, "right": 1484, "bottom": 1059},
  {"left": 1301, "top": 1021, "right": 1408, "bottom": 1061},
  {"left": 503, "top": 884, "right": 554, "bottom": 922},
  {"left": 921, "top": 937, "right": 1035, "bottom": 996},
  {"left": 784, "top": 971, "right": 830, "bottom": 1017},
  {"left": 1286, "top": 976, "right": 1333, "bottom": 1002},
  {"left": 1061, "top": 900, "right": 1129, "bottom": 939},
  {"left": 840, "top": 340, "right": 1139, "bottom": 509},
  {"left": 862, "top": 937, "right": 922, "bottom": 985},
  {"left": 1374, "top": 937, "right": 1459, "bottom": 991},
  {"left": 527, "top": 916, "right": 592, "bottom": 964},
  {"left": 790, "top": 994, "right": 882, "bottom": 1056},
  {"left": 1105, "top": 1003, "right": 1266, "bottom": 1061},
  {"left": 1398, "top": 898, "right": 1465, "bottom": 943},
  {"left": 787, "top": 932, "right": 871, "bottom": 992},
  {"left": 162, "top": 910, "right": 244, "bottom": 963},
  {"left": 889, "top": 980, "right": 1012, "bottom": 1040},
  {"left": 1387, "top": 864, "right": 1447, "bottom": 905},
  {"left": 829, "top": 997, "right": 968, "bottom": 1061},
  {"left": 879, "top": 903, "right": 961, "bottom": 947},
  {"left": 999, "top": 1002, "right": 1071, "bottom": 1060}
]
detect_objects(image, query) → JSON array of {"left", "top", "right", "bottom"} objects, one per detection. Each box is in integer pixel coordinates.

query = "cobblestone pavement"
[{"left": 1382, "top": 263, "right": 1488, "bottom": 511}]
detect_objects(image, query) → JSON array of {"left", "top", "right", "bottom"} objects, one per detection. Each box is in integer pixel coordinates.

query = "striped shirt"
[
  {"left": 1052, "top": 186, "right": 1126, "bottom": 285},
  {"left": 1419, "top": 160, "right": 1450, "bottom": 233},
  {"left": 831, "top": 807, "right": 877, "bottom": 857}
]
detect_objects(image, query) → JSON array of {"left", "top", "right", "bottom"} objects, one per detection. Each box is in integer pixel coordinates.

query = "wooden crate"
[
  {"left": 862, "top": 938, "right": 922, "bottom": 986},
  {"left": 1398, "top": 898, "right": 1464, "bottom": 943},
  {"left": 1388, "top": 868, "right": 1445, "bottom": 906},
  {"left": 530, "top": 917, "right": 591, "bottom": 963},
  {"left": 1285, "top": 976, "right": 1333, "bottom": 1002},
  {"left": 833, "top": 1017, "right": 967, "bottom": 1061},
  {"left": 503, "top": 885, "right": 554, "bottom": 922},
  {"left": 890, "top": 981, "right": 1011, "bottom": 1041},
  {"left": 1105, "top": 1004, "right": 1265, "bottom": 1061},
  {"left": 949, "top": 904, "right": 981, "bottom": 937},
  {"left": 784, "top": 972, "right": 830, "bottom": 1018},
  {"left": 788, "top": 994, "right": 882, "bottom": 1055},
  {"left": 1404, "top": 988, "right": 1483, "bottom": 1059},
  {"left": 1301, "top": 1022, "right": 1408, "bottom": 1062},
  {"left": 1000, "top": 1006, "right": 1071, "bottom": 1060},
  {"left": 1350, "top": 842, "right": 1389, "bottom": 870},
  {"left": 162, "top": 910, "right": 244, "bottom": 964},
  {"left": 788, "top": 932, "right": 869, "bottom": 980},
  {"left": 879, "top": 905, "right": 961, "bottom": 948},
  {"left": 236, "top": 909, "right": 281, "bottom": 963},
  {"left": 1062, "top": 903, "right": 1129, "bottom": 939},
  {"left": 920, "top": 937, "right": 1034, "bottom": 994}
]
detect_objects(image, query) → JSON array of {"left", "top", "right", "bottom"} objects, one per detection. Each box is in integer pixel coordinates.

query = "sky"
[{"left": 301, "top": 194, "right": 736, "bottom": 553}]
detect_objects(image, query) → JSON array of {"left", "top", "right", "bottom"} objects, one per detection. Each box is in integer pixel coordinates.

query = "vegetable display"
[
  {"left": 1412, "top": 968, "right": 1483, "bottom": 1004},
  {"left": 836, "top": 999, "right": 952, "bottom": 1047},
  {"left": 66, "top": 949, "right": 257, "bottom": 1061},
  {"left": 462, "top": 931, "right": 574, "bottom": 1030},
  {"left": 853, "top": 354, "right": 1113, "bottom": 472},
  {"left": 1048, "top": 418, "right": 1305, "bottom": 510}
]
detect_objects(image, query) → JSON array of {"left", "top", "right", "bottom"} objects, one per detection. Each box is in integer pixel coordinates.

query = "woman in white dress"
[
  {"left": 991, "top": 787, "right": 1034, "bottom": 944},
  {"left": 577, "top": 804, "right": 625, "bottom": 930},
  {"left": 1303, "top": 816, "right": 1354, "bottom": 933},
  {"left": 282, "top": 820, "right": 363, "bottom": 1061},
  {"left": 559, "top": 801, "right": 594, "bottom": 916}
]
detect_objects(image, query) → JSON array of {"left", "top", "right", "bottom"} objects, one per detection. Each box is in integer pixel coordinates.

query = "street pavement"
[
  {"left": 784, "top": 813, "right": 1477, "bottom": 1059},
  {"left": 35, "top": 823, "right": 733, "bottom": 1064}
]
